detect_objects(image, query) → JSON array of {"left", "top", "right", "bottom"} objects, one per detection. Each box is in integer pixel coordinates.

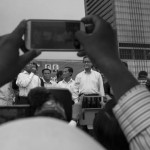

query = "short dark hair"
[
  {"left": 28, "top": 87, "right": 66, "bottom": 120},
  {"left": 42, "top": 68, "right": 51, "bottom": 74},
  {"left": 64, "top": 67, "right": 73, "bottom": 76},
  {"left": 138, "top": 70, "right": 148, "bottom": 78}
]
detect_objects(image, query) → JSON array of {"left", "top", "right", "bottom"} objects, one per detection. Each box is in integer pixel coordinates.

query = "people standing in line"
[
  {"left": 57, "top": 67, "right": 75, "bottom": 102},
  {"left": 40, "top": 68, "right": 57, "bottom": 88},
  {"left": 73, "top": 56, "right": 105, "bottom": 104},
  {"left": 16, "top": 62, "right": 41, "bottom": 104}
]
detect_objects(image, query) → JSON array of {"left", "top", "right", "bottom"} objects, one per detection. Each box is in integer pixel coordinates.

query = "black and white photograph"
[{"left": 0, "top": 0, "right": 150, "bottom": 149}]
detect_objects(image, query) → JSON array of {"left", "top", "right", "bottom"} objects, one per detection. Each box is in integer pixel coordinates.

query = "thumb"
[
  {"left": 18, "top": 50, "right": 41, "bottom": 69},
  {"left": 75, "top": 30, "right": 87, "bottom": 45}
]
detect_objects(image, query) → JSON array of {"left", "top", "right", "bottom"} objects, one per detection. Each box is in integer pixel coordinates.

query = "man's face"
[
  {"left": 63, "top": 68, "right": 71, "bottom": 79},
  {"left": 31, "top": 64, "right": 37, "bottom": 74},
  {"left": 83, "top": 57, "right": 92, "bottom": 70},
  {"left": 25, "top": 63, "right": 33, "bottom": 73},
  {"left": 43, "top": 70, "right": 51, "bottom": 80}
]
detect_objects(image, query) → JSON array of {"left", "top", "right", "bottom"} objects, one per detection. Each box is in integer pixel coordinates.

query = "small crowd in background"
[{"left": 1, "top": 58, "right": 150, "bottom": 107}]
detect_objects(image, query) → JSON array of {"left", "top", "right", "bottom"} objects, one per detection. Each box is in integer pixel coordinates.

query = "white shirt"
[
  {"left": 73, "top": 70, "right": 105, "bottom": 103},
  {"left": 113, "top": 85, "right": 150, "bottom": 150},
  {"left": 57, "top": 78, "right": 75, "bottom": 94},
  {"left": 42, "top": 78, "right": 57, "bottom": 89},
  {"left": 0, "top": 82, "right": 14, "bottom": 105},
  {"left": 16, "top": 71, "right": 41, "bottom": 96}
]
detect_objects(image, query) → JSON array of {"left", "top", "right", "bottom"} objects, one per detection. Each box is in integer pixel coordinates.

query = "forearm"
[
  {"left": 97, "top": 59, "right": 139, "bottom": 101},
  {"left": 16, "top": 73, "right": 34, "bottom": 87},
  {"left": 99, "top": 77, "right": 105, "bottom": 97}
]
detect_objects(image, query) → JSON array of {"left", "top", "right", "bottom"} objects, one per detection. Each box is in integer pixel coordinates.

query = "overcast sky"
[{"left": 0, "top": 0, "right": 85, "bottom": 60}]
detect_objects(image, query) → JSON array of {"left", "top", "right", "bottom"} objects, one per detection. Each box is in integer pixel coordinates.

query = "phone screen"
[{"left": 28, "top": 20, "right": 81, "bottom": 51}]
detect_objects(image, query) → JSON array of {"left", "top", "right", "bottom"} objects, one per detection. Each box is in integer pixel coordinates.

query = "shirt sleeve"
[
  {"left": 72, "top": 75, "right": 80, "bottom": 103},
  {"left": 113, "top": 85, "right": 150, "bottom": 149},
  {"left": 16, "top": 72, "right": 34, "bottom": 88},
  {"left": 38, "top": 76, "right": 41, "bottom": 87},
  {"left": 98, "top": 74, "right": 105, "bottom": 97}
]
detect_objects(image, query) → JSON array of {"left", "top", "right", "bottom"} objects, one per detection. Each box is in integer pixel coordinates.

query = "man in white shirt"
[
  {"left": 41, "top": 68, "right": 57, "bottom": 88},
  {"left": 73, "top": 56, "right": 105, "bottom": 103},
  {"left": 57, "top": 67, "right": 75, "bottom": 97},
  {"left": 16, "top": 62, "right": 41, "bottom": 104}
]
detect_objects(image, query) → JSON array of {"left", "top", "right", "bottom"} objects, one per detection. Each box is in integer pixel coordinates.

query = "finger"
[
  {"left": 11, "top": 20, "right": 26, "bottom": 40},
  {"left": 20, "top": 40, "right": 29, "bottom": 53},
  {"left": 17, "top": 50, "right": 41, "bottom": 69},
  {"left": 75, "top": 30, "right": 87, "bottom": 44},
  {"left": 81, "top": 15, "right": 100, "bottom": 25},
  {"left": 81, "top": 15, "right": 103, "bottom": 34}
]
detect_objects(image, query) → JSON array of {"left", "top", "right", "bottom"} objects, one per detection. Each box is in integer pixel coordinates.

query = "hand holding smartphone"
[{"left": 25, "top": 19, "right": 85, "bottom": 51}]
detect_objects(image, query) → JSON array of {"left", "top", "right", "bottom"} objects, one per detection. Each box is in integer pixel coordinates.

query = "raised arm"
[
  {"left": 0, "top": 20, "right": 41, "bottom": 87},
  {"left": 75, "top": 15, "right": 150, "bottom": 150},
  {"left": 16, "top": 72, "right": 34, "bottom": 88},
  {"left": 75, "top": 15, "right": 138, "bottom": 101}
]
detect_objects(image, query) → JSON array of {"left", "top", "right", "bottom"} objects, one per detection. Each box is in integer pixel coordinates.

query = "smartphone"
[{"left": 25, "top": 19, "right": 84, "bottom": 51}]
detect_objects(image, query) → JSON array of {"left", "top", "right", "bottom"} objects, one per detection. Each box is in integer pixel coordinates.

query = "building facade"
[{"left": 84, "top": 0, "right": 150, "bottom": 77}]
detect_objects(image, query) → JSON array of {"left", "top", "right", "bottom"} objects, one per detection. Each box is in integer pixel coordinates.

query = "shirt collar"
[
  {"left": 62, "top": 78, "right": 73, "bottom": 83},
  {"left": 42, "top": 77, "right": 52, "bottom": 84},
  {"left": 84, "top": 69, "right": 93, "bottom": 74},
  {"left": 23, "top": 70, "right": 30, "bottom": 74}
]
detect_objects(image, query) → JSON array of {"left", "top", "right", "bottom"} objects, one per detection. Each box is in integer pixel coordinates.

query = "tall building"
[{"left": 84, "top": 0, "right": 150, "bottom": 77}]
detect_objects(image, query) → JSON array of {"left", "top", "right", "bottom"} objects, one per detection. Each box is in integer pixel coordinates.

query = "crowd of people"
[{"left": 0, "top": 15, "right": 150, "bottom": 150}]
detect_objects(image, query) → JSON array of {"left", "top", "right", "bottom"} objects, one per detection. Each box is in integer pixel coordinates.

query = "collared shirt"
[
  {"left": 72, "top": 69, "right": 105, "bottom": 103},
  {"left": 42, "top": 78, "right": 57, "bottom": 89},
  {"left": 113, "top": 85, "right": 150, "bottom": 150},
  {"left": 16, "top": 71, "right": 41, "bottom": 96},
  {"left": 57, "top": 78, "right": 75, "bottom": 94}
]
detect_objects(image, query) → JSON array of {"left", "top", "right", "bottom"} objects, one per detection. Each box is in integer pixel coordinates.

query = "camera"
[{"left": 25, "top": 19, "right": 84, "bottom": 51}]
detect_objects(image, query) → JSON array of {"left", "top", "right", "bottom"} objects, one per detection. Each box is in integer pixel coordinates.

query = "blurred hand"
[
  {"left": 31, "top": 67, "right": 37, "bottom": 74},
  {"left": 75, "top": 15, "right": 120, "bottom": 68},
  {"left": 0, "top": 20, "right": 41, "bottom": 86},
  {"left": 76, "top": 15, "right": 139, "bottom": 100}
]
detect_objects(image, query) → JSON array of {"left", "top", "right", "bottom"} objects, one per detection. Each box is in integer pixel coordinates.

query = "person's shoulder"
[
  {"left": 92, "top": 70, "right": 101, "bottom": 75},
  {"left": 71, "top": 79, "right": 75, "bottom": 83},
  {"left": 33, "top": 74, "right": 40, "bottom": 79},
  {"left": 50, "top": 80, "right": 57, "bottom": 85},
  {"left": 57, "top": 80, "right": 63, "bottom": 85},
  {"left": 17, "top": 71, "right": 27, "bottom": 77},
  {"left": 76, "top": 71, "right": 84, "bottom": 77}
]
